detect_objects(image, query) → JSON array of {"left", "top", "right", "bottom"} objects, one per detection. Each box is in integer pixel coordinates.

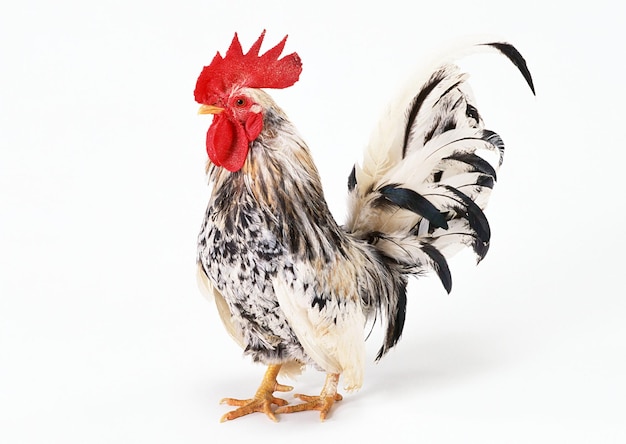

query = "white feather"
[{"left": 273, "top": 264, "right": 366, "bottom": 391}]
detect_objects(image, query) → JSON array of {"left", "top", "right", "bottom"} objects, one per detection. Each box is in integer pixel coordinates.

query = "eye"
[{"left": 234, "top": 97, "right": 247, "bottom": 107}]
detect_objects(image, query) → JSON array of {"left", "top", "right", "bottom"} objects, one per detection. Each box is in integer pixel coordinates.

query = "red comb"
[{"left": 194, "top": 30, "right": 302, "bottom": 104}]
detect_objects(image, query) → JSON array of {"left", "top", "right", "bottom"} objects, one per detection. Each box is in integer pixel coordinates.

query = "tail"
[{"left": 346, "top": 42, "right": 534, "bottom": 354}]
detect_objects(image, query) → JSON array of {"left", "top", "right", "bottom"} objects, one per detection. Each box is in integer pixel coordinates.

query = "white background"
[{"left": 1, "top": 1, "right": 625, "bottom": 442}]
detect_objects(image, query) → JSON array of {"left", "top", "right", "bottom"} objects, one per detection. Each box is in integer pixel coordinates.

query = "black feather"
[
  {"left": 420, "top": 242, "right": 452, "bottom": 293},
  {"left": 443, "top": 185, "right": 491, "bottom": 260},
  {"left": 466, "top": 103, "right": 481, "bottom": 123},
  {"left": 347, "top": 164, "right": 357, "bottom": 192},
  {"left": 376, "top": 279, "right": 408, "bottom": 360},
  {"left": 444, "top": 152, "right": 498, "bottom": 181},
  {"left": 484, "top": 42, "right": 536, "bottom": 95},
  {"left": 475, "top": 174, "right": 495, "bottom": 189},
  {"left": 377, "top": 184, "right": 449, "bottom": 229}
]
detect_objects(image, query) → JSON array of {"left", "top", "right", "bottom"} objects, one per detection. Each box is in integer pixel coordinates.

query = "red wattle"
[{"left": 206, "top": 115, "right": 250, "bottom": 172}]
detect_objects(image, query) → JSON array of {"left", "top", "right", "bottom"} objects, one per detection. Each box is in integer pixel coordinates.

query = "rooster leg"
[
  {"left": 219, "top": 364, "right": 293, "bottom": 422},
  {"left": 275, "top": 373, "right": 343, "bottom": 421}
]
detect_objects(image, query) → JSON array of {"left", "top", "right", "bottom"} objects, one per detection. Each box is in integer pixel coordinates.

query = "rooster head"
[{"left": 194, "top": 31, "right": 303, "bottom": 172}]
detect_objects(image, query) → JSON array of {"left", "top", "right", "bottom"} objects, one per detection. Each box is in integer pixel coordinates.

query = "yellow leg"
[
  {"left": 275, "top": 373, "right": 343, "bottom": 421},
  {"left": 220, "top": 364, "right": 293, "bottom": 422}
]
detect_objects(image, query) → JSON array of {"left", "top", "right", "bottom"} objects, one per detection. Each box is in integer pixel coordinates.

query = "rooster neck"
[
  {"left": 209, "top": 107, "right": 321, "bottom": 214},
  {"left": 206, "top": 107, "right": 349, "bottom": 262}
]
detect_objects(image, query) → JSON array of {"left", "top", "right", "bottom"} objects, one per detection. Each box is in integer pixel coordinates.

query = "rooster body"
[
  {"left": 197, "top": 90, "right": 395, "bottom": 389},
  {"left": 194, "top": 32, "right": 534, "bottom": 421}
]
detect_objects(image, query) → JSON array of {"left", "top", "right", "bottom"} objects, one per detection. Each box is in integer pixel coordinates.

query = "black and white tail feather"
[{"left": 346, "top": 42, "right": 534, "bottom": 355}]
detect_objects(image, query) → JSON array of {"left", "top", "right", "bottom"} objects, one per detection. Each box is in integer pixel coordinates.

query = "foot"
[
  {"left": 220, "top": 389, "right": 291, "bottom": 422},
  {"left": 220, "top": 365, "right": 293, "bottom": 422},
  {"left": 274, "top": 373, "right": 342, "bottom": 421},
  {"left": 275, "top": 392, "right": 342, "bottom": 421}
]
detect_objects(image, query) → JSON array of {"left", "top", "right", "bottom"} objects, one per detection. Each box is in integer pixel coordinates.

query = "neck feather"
[{"left": 207, "top": 106, "right": 346, "bottom": 259}]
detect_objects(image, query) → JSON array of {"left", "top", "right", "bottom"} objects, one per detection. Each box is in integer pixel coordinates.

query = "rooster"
[{"left": 194, "top": 31, "right": 535, "bottom": 422}]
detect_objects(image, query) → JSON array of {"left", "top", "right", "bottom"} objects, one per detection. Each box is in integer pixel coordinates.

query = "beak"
[{"left": 198, "top": 104, "right": 224, "bottom": 115}]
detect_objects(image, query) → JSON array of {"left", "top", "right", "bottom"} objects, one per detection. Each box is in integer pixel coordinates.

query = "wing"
[
  {"left": 273, "top": 259, "right": 366, "bottom": 391},
  {"left": 197, "top": 263, "right": 245, "bottom": 347},
  {"left": 197, "top": 263, "right": 304, "bottom": 379}
]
